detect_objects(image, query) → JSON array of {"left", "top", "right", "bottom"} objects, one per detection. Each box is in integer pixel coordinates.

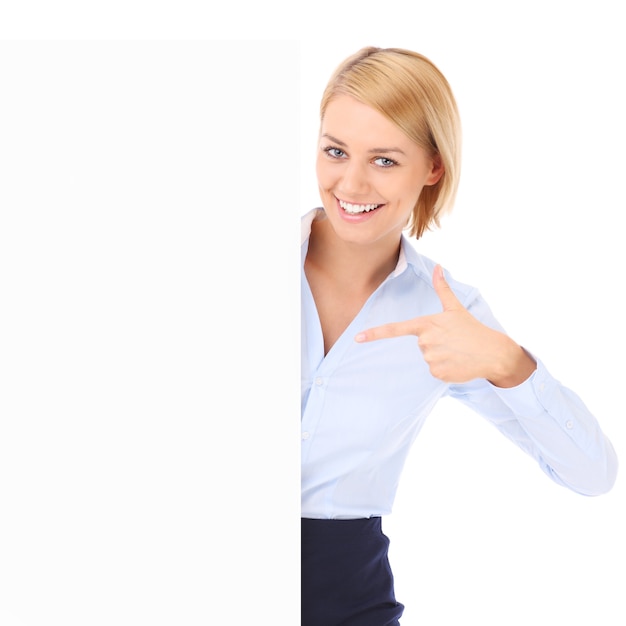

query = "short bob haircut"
[{"left": 320, "top": 47, "right": 462, "bottom": 239}]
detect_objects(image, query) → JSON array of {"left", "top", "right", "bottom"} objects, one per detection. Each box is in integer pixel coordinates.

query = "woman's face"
[{"left": 316, "top": 95, "right": 442, "bottom": 248}]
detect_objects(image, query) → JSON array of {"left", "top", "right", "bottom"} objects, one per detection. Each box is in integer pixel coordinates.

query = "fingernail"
[{"left": 355, "top": 333, "right": 366, "bottom": 342}]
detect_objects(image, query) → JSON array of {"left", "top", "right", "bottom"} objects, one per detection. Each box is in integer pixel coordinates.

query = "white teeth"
[{"left": 339, "top": 200, "right": 381, "bottom": 214}]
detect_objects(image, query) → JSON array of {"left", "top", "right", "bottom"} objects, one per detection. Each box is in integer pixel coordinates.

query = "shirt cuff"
[
  {"left": 489, "top": 357, "right": 591, "bottom": 443},
  {"left": 489, "top": 357, "right": 556, "bottom": 418}
]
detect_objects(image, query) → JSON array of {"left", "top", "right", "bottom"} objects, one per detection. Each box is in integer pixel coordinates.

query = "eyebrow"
[{"left": 321, "top": 133, "right": 407, "bottom": 156}]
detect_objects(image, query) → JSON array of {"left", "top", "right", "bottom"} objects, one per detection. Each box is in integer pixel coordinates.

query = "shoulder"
[{"left": 400, "top": 236, "right": 479, "bottom": 309}]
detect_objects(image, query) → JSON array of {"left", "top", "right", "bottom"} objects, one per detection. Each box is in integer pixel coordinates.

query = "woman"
[{"left": 300, "top": 46, "right": 617, "bottom": 625}]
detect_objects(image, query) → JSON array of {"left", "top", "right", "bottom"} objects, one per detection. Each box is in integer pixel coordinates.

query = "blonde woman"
[
  {"left": 300, "top": 47, "right": 617, "bottom": 625},
  {"left": 301, "top": 47, "right": 617, "bottom": 626}
]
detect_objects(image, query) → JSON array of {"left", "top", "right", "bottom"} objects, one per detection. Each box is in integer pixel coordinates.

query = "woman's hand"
[{"left": 355, "top": 265, "right": 536, "bottom": 387}]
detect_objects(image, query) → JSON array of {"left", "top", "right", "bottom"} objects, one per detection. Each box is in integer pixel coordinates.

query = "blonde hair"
[{"left": 320, "top": 47, "right": 462, "bottom": 239}]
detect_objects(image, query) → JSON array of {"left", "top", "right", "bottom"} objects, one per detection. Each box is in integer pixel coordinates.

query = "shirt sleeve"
[{"left": 447, "top": 291, "right": 618, "bottom": 496}]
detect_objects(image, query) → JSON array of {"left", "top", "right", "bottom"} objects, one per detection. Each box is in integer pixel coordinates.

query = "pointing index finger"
[{"left": 355, "top": 318, "right": 423, "bottom": 343}]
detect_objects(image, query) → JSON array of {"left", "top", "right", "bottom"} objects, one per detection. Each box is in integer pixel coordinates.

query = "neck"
[{"left": 305, "top": 217, "right": 401, "bottom": 292}]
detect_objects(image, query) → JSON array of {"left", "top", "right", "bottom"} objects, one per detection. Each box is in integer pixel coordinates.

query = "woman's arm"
[{"left": 355, "top": 264, "right": 618, "bottom": 495}]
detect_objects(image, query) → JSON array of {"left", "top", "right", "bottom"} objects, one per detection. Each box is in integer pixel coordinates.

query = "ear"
[{"left": 425, "top": 154, "right": 444, "bottom": 186}]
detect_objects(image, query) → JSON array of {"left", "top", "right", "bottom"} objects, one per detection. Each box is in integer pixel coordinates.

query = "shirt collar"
[{"left": 301, "top": 208, "right": 322, "bottom": 246}]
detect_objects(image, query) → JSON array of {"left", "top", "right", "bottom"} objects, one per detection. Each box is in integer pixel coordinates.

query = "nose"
[{"left": 338, "top": 159, "right": 370, "bottom": 197}]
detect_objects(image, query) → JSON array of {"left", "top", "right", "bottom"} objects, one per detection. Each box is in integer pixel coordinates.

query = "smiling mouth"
[{"left": 338, "top": 199, "right": 383, "bottom": 214}]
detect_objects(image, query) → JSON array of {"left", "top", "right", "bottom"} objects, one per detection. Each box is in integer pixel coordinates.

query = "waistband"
[{"left": 301, "top": 516, "right": 382, "bottom": 536}]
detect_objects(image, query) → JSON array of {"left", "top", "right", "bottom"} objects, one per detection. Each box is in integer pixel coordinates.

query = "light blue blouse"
[{"left": 301, "top": 208, "right": 618, "bottom": 519}]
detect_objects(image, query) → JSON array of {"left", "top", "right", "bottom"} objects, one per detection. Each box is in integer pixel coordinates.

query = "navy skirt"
[{"left": 301, "top": 517, "right": 404, "bottom": 626}]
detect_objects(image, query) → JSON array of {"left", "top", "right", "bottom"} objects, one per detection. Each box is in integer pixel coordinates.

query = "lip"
[{"left": 335, "top": 197, "right": 385, "bottom": 222}]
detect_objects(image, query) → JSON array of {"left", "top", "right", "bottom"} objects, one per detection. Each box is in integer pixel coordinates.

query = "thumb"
[{"left": 433, "top": 265, "right": 463, "bottom": 312}]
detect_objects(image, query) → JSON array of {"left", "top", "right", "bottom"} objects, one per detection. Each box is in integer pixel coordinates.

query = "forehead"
[{"left": 321, "top": 95, "right": 415, "bottom": 149}]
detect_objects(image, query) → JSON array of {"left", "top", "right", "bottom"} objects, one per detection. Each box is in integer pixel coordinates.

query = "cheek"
[
  {"left": 399, "top": 179, "right": 425, "bottom": 207},
  {"left": 315, "top": 158, "right": 325, "bottom": 187},
  {"left": 315, "top": 157, "right": 335, "bottom": 190}
]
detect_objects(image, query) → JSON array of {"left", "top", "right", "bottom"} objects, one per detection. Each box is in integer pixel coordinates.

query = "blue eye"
[
  {"left": 374, "top": 157, "right": 397, "bottom": 168},
  {"left": 323, "top": 146, "right": 346, "bottom": 159}
]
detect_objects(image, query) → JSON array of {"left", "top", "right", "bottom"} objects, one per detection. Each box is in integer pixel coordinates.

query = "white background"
[
  {"left": 0, "top": 41, "right": 300, "bottom": 625},
  {"left": 1, "top": 2, "right": 625, "bottom": 625},
  {"left": 300, "top": 11, "right": 626, "bottom": 626}
]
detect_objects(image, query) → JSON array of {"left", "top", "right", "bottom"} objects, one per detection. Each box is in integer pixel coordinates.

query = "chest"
[{"left": 305, "top": 273, "right": 374, "bottom": 356}]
